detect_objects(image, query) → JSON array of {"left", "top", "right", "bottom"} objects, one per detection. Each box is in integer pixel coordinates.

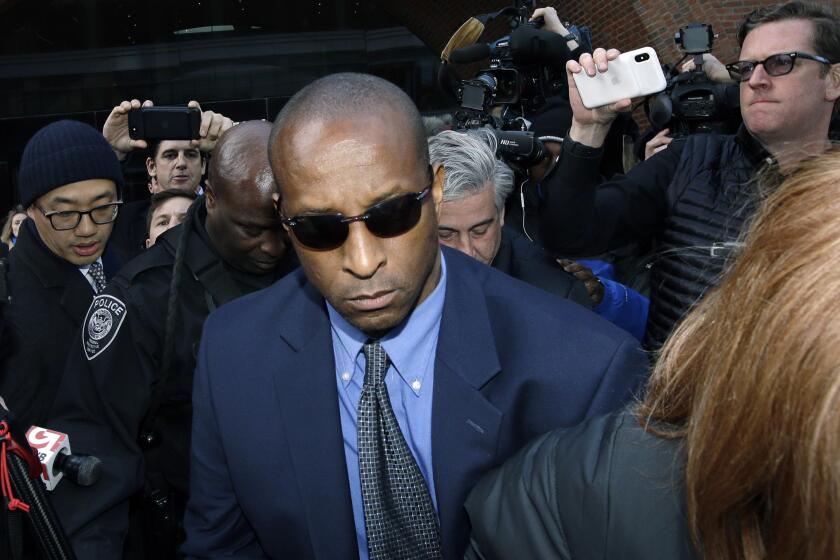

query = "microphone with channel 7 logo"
[{"left": 25, "top": 426, "right": 102, "bottom": 490}]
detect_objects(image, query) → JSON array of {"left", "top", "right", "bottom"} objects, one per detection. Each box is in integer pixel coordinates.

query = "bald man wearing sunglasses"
[
  {"left": 537, "top": 1, "right": 840, "bottom": 352},
  {"left": 181, "top": 72, "right": 647, "bottom": 560}
]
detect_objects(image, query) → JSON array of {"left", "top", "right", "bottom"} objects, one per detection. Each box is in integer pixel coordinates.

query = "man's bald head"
[
  {"left": 268, "top": 73, "right": 429, "bottom": 190},
  {"left": 208, "top": 120, "right": 275, "bottom": 200},
  {"left": 204, "top": 120, "right": 288, "bottom": 274}
]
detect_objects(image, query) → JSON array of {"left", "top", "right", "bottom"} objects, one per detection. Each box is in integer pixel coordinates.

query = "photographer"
[
  {"left": 502, "top": 8, "right": 640, "bottom": 250},
  {"left": 106, "top": 99, "right": 233, "bottom": 261},
  {"left": 538, "top": 1, "right": 840, "bottom": 350}
]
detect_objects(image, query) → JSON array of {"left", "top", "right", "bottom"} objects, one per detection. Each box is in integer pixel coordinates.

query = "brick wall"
[{"left": 384, "top": 0, "right": 838, "bottom": 68}]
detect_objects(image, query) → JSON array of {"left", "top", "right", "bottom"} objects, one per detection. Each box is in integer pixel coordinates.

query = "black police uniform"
[
  {"left": 47, "top": 198, "right": 297, "bottom": 560},
  {"left": 0, "top": 220, "right": 119, "bottom": 430}
]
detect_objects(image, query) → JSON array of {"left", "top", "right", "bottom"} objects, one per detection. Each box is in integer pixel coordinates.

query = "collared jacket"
[
  {"left": 0, "top": 220, "right": 119, "bottom": 429},
  {"left": 465, "top": 409, "right": 696, "bottom": 560},
  {"left": 180, "top": 247, "right": 649, "bottom": 559},
  {"left": 47, "top": 198, "right": 297, "bottom": 560},
  {"left": 539, "top": 126, "right": 776, "bottom": 351},
  {"left": 491, "top": 227, "right": 591, "bottom": 308}
]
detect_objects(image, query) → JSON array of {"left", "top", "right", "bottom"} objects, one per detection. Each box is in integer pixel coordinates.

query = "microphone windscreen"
[{"left": 54, "top": 452, "right": 102, "bottom": 487}]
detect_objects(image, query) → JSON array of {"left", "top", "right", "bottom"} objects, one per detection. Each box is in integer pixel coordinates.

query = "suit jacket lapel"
[
  {"left": 273, "top": 280, "right": 358, "bottom": 559},
  {"left": 432, "top": 250, "right": 503, "bottom": 557}
]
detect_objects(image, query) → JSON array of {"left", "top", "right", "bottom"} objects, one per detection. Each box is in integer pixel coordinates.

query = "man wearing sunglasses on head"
[
  {"left": 181, "top": 72, "right": 648, "bottom": 560},
  {"left": 0, "top": 120, "right": 123, "bottom": 432},
  {"left": 537, "top": 1, "right": 840, "bottom": 352}
]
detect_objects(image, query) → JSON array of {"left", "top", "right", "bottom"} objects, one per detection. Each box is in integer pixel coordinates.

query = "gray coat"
[{"left": 464, "top": 410, "right": 696, "bottom": 559}]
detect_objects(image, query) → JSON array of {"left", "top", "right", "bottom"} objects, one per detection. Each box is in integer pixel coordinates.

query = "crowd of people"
[{"left": 0, "top": 1, "right": 838, "bottom": 559}]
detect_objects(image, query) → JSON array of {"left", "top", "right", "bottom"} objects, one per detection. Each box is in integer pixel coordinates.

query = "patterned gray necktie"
[
  {"left": 88, "top": 261, "right": 107, "bottom": 294},
  {"left": 358, "top": 341, "right": 442, "bottom": 560}
]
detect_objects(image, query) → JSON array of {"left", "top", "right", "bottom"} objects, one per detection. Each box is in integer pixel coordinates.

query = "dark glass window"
[{"left": 0, "top": 0, "right": 451, "bottom": 208}]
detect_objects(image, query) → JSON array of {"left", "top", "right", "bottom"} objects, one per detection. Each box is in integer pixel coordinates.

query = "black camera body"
[
  {"left": 446, "top": 1, "right": 577, "bottom": 170},
  {"left": 647, "top": 23, "right": 741, "bottom": 136}
]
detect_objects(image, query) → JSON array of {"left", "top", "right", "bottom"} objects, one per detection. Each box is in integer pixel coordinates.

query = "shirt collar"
[
  {"left": 327, "top": 251, "right": 447, "bottom": 395},
  {"left": 77, "top": 257, "right": 103, "bottom": 275}
]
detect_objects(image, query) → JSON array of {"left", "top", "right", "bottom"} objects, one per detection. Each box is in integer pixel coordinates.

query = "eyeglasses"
[
  {"left": 726, "top": 51, "right": 831, "bottom": 82},
  {"left": 280, "top": 187, "right": 432, "bottom": 251},
  {"left": 36, "top": 201, "right": 122, "bottom": 231}
]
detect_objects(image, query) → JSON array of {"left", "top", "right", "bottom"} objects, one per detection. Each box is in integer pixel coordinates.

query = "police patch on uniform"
[{"left": 83, "top": 295, "right": 127, "bottom": 360}]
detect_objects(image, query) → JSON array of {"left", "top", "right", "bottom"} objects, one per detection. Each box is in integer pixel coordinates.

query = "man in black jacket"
[
  {"left": 429, "top": 128, "right": 650, "bottom": 339},
  {"left": 0, "top": 120, "right": 123, "bottom": 431},
  {"left": 47, "top": 121, "right": 296, "bottom": 560},
  {"left": 429, "top": 128, "right": 590, "bottom": 307},
  {"left": 539, "top": 1, "right": 840, "bottom": 350}
]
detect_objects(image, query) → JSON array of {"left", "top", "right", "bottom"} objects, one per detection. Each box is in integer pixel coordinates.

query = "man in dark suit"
[
  {"left": 0, "top": 120, "right": 123, "bottom": 431},
  {"left": 182, "top": 73, "right": 648, "bottom": 560}
]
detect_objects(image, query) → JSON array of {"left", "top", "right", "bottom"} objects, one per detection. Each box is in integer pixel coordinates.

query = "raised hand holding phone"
[
  {"left": 566, "top": 48, "right": 634, "bottom": 147},
  {"left": 103, "top": 98, "right": 153, "bottom": 160},
  {"left": 573, "top": 47, "right": 666, "bottom": 109}
]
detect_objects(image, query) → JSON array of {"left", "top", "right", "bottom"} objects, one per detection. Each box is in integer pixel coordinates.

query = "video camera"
[
  {"left": 646, "top": 23, "right": 741, "bottom": 135},
  {"left": 441, "top": 1, "right": 587, "bottom": 171}
]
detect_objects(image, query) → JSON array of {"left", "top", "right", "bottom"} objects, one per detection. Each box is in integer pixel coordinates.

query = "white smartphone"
[{"left": 572, "top": 47, "right": 667, "bottom": 109}]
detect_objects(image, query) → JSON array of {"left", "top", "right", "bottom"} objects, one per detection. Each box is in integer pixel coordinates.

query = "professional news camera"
[
  {"left": 441, "top": 0, "right": 588, "bottom": 170},
  {"left": 646, "top": 23, "right": 741, "bottom": 135}
]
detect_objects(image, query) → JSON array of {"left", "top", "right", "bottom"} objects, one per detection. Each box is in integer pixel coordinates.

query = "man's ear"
[
  {"left": 499, "top": 204, "right": 506, "bottom": 227},
  {"left": 826, "top": 63, "right": 840, "bottom": 102},
  {"left": 145, "top": 238, "right": 152, "bottom": 249},
  {"left": 25, "top": 206, "right": 36, "bottom": 220},
  {"left": 204, "top": 179, "right": 216, "bottom": 211},
  {"left": 146, "top": 157, "right": 156, "bottom": 179},
  {"left": 431, "top": 162, "right": 445, "bottom": 219}
]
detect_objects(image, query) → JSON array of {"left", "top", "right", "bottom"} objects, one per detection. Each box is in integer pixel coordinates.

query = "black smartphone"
[{"left": 128, "top": 106, "right": 201, "bottom": 141}]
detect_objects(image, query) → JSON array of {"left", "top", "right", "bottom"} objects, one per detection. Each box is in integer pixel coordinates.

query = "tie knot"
[{"left": 362, "top": 341, "right": 389, "bottom": 387}]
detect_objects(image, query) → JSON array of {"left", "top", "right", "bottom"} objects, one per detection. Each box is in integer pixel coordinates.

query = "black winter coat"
[
  {"left": 492, "top": 227, "right": 592, "bottom": 309},
  {"left": 0, "top": 221, "right": 119, "bottom": 430},
  {"left": 539, "top": 126, "right": 775, "bottom": 351},
  {"left": 464, "top": 410, "right": 696, "bottom": 560}
]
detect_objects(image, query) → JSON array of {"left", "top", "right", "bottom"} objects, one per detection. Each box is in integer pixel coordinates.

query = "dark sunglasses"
[
  {"left": 281, "top": 187, "right": 432, "bottom": 250},
  {"left": 726, "top": 51, "right": 831, "bottom": 82}
]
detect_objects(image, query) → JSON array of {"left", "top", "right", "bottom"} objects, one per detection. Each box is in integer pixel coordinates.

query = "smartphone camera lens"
[{"left": 635, "top": 53, "right": 650, "bottom": 62}]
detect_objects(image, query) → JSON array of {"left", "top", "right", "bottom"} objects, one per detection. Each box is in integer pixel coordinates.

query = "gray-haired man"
[{"left": 430, "top": 129, "right": 649, "bottom": 339}]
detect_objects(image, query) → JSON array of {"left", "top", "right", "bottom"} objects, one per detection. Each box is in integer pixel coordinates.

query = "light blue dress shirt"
[{"left": 328, "top": 253, "right": 447, "bottom": 560}]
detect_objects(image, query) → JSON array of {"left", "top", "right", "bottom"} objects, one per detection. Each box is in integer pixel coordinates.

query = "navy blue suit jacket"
[{"left": 182, "top": 248, "right": 648, "bottom": 559}]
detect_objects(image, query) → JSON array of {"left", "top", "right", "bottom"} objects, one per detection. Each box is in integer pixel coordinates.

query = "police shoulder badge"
[{"left": 83, "top": 295, "right": 128, "bottom": 360}]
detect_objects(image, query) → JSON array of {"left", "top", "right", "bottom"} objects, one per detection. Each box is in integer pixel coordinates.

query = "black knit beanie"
[{"left": 17, "top": 120, "right": 124, "bottom": 208}]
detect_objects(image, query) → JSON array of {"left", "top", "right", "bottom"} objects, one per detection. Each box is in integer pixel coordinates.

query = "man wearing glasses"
[
  {"left": 0, "top": 120, "right": 123, "bottom": 431},
  {"left": 181, "top": 72, "right": 647, "bottom": 559},
  {"left": 537, "top": 1, "right": 840, "bottom": 351},
  {"left": 45, "top": 121, "right": 297, "bottom": 560}
]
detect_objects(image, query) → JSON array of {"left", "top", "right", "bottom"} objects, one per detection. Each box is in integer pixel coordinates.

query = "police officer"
[
  {"left": 47, "top": 121, "right": 296, "bottom": 560},
  {"left": 1, "top": 120, "right": 123, "bottom": 431}
]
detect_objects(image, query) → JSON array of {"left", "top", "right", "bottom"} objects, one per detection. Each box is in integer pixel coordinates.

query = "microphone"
[
  {"left": 450, "top": 43, "right": 490, "bottom": 64},
  {"left": 25, "top": 426, "right": 102, "bottom": 490}
]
